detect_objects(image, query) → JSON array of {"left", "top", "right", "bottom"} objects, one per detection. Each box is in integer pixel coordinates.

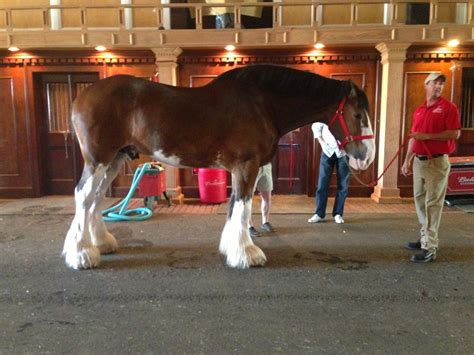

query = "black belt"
[{"left": 416, "top": 154, "right": 446, "bottom": 161}]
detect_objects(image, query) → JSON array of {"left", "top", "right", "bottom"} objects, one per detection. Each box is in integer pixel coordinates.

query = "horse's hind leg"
[
  {"left": 219, "top": 161, "right": 267, "bottom": 268},
  {"left": 63, "top": 163, "right": 107, "bottom": 269},
  {"left": 89, "top": 152, "right": 128, "bottom": 254}
]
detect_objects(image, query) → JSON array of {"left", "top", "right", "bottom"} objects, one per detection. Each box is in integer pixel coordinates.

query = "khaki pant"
[
  {"left": 413, "top": 155, "right": 450, "bottom": 251},
  {"left": 254, "top": 163, "right": 273, "bottom": 192}
]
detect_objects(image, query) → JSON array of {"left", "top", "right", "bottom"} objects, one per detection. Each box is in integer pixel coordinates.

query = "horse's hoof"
[
  {"left": 225, "top": 245, "right": 267, "bottom": 269},
  {"left": 246, "top": 244, "right": 267, "bottom": 267},
  {"left": 94, "top": 231, "right": 118, "bottom": 254},
  {"left": 63, "top": 246, "right": 101, "bottom": 270}
]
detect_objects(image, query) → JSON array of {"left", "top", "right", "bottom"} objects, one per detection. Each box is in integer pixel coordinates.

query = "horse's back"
[{"left": 72, "top": 73, "right": 279, "bottom": 167}]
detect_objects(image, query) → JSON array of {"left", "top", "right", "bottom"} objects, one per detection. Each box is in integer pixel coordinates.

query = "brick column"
[
  {"left": 151, "top": 47, "right": 184, "bottom": 203},
  {"left": 371, "top": 42, "right": 409, "bottom": 203}
]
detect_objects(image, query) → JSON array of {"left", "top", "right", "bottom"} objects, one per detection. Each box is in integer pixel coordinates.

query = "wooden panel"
[
  {"left": 322, "top": 5, "right": 351, "bottom": 25},
  {"left": 0, "top": 66, "right": 34, "bottom": 197},
  {"left": 0, "top": 0, "right": 49, "bottom": 28},
  {"left": 2, "top": 0, "right": 48, "bottom": 29},
  {"left": 281, "top": 0, "right": 311, "bottom": 26},
  {"left": 10, "top": 9, "right": 44, "bottom": 28},
  {"left": 357, "top": 4, "right": 384, "bottom": 24},
  {"left": 1, "top": 0, "right": 48, "bottom": 4},
  {"left": 460, "top": 67, "right": 474, "bottom": 129},
  {"left": 456, "top": 129, "right": 474, "bottom": 156},
  {"left": 0, "top": 77, "right": 19, "bottom": 176},
  {"left": 437, "top": 3, "right": 458, "bottom": 23},
  {"left": 61, "top": 0, "right": 121, "bottom": 28},
  {"left": 273, "top": 127, "right": 308, "bottom": 194},
  {"left": 61, "top": 0, "right": 119, "bottom": 6}
]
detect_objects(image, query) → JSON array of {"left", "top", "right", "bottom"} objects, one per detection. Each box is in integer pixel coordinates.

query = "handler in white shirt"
[{"left": 308, "top": 122, "right": 351, "bottom": 224}]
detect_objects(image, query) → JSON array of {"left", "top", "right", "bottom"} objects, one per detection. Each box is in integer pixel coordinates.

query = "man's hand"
[
  {"left": 410, "top": 132, "right": 430, "bottom": 140},
  {"left": 401, "top": 160, "right": 412, "bottom": 177}
]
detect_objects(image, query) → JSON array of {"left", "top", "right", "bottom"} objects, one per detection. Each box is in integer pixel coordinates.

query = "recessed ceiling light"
[
  {"left": 8, "top": 46, "right": 20, "bottom": 52},
  {"left": 225, "top": 44, "right": 235, "bottom": 51},
  {"left": 447, "top": 39, "right": 460, "bottom": 47},
  {"left": 314, "top": 43, "right": 325, "bottom": 49},
  {"left": 95, "top": 45, "right": 107, "bottom": 52}
]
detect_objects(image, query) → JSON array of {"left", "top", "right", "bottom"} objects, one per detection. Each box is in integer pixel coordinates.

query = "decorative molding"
[
  {"left": 0, "top": 51, "right": 155, "bottom": 66},
  {"left": 178, "top": 50, "right": 380, "bottom": 64},
  {"left": 407, "top": 48, "right": 474, "bottom": 61},
  {"left": 151, "top": 47, "right": 183, "bottom": 63},
  {"left": 375, "top": 42, "right": 410, "bottom": 64},
  {"left": 2, "top": 46, "right": 472, "bottom": 67}
]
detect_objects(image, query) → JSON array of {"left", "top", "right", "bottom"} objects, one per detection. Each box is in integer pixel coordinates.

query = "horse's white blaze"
[
  {"left": 152, "top": 149, "right": 183, "bottom": 167},
  {"left": 363, "top": 110, "right": 376, "bottom": 163},
  {"left": 219, "top": 199, "right": 267, "bottom": 268},
  {"left": 349, "top": 111, "right": 376, "bottom": 171},
  {"left": 63, "top": 165, "right": 107, "bottom": 269}
]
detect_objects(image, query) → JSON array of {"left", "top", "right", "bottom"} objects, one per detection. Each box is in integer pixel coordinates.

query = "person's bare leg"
[{"left": 260, "top": 191, "right": 271, "bottom": 224}]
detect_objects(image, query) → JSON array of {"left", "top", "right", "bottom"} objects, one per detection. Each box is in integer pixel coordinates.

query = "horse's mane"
[{"left": 214, "top": 64, "right": 361, "bottom": 108}]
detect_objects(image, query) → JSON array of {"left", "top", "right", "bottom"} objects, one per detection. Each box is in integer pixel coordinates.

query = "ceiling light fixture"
[
  {"left": 225, "top": 44, "right": 235, "bottom": 51},
  {"left": 95, "top": 45, "right": 107, "bottom": 52},
  {"left": 447, "top": 39, "right": 460, "bottom": 47},
  {"left": 8, "top": 46, "right": 20, "bottom": 52},
  {"left": 314, "top": 43, "right": 325, "bottom": 49}
]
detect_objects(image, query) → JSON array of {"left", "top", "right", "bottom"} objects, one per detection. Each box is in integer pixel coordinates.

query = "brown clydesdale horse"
[{"left": 64, "top": 64, "right": 375, "bottom": 270}]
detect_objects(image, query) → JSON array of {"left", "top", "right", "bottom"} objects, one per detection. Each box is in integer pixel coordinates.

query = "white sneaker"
[
  {"left": 334, "top": 214, "right": 344, "bottom": 224},
  {"left": 308, "top": 214, "right": 325, "bottom": 223}
]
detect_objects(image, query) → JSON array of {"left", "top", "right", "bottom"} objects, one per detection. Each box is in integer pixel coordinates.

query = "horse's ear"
[{"left": 348, "top": 80, "right": 357, "bottom": 99}]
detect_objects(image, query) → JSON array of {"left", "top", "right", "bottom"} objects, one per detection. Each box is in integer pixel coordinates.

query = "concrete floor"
[{"left": 0, "top": 196, "right": 473, "bottom": 353}]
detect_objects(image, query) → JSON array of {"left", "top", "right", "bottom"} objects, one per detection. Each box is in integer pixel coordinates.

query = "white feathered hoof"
[
  {"left": 63, "top": 246, "right": 101, "bottom": 270},
  {"left": 94, "top": 231, "right": 118, "bottom": 255},
  {"left": 245, "top": 244, "right": 267, "bottom": 267},
  {"left": 225, "top": 244, "right": 267, "bottom": 269}
]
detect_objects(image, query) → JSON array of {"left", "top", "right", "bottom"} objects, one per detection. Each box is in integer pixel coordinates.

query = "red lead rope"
[{"left": 364, "top": 135, "right": 411, "bottom": 187}]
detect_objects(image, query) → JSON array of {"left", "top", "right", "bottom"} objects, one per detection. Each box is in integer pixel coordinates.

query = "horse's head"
[{"left": 329, "top": 82, "right": 376, "bottom": 171}]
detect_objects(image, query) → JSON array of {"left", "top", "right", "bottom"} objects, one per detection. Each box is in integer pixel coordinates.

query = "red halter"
[{"left": 327, "top": 97, "right": 374, "bottom": 149}]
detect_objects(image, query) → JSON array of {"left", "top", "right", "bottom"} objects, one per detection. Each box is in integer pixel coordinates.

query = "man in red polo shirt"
[{"left": 401, "top": 72, "right": 461, "bottom": 263}]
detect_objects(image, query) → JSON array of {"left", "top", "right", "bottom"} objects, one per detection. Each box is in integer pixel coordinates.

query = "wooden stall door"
[
  {"left": 38, "top": 73, "right": 99, "bottom": 195},
  {"left": 0, "top": 66, "right": 33, "bottom": 198},
  {"left": 272, "top": 127, "right": 309, "bottom": 194}
]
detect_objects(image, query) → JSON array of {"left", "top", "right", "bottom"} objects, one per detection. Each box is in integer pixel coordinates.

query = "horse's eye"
[{"left": 355, "top": 113, "right": 362, "bottom": 120}]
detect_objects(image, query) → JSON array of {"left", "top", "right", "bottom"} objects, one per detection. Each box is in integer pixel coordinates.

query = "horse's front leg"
[
  {"left": 89, "top": 153, "right": 128, "bottom": 254},
  {"left": 219, "top": 163, "right": 267, "bottom": 268},
  {"left": 63, "top": 164, "right": 106, "bottom": 269}
]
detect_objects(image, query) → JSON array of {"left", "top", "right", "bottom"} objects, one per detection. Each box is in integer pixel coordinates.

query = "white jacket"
[{"left": 311, "top": 122, "right": 345, "bottom": 159}]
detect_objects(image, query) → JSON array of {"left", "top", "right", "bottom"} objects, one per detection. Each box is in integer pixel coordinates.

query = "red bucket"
[
  {"left": 197, "top": 168, "right": 227, "bottom": 204},
  {"left": 138, "top": 164, "right": 166, "bottom": 197}
]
